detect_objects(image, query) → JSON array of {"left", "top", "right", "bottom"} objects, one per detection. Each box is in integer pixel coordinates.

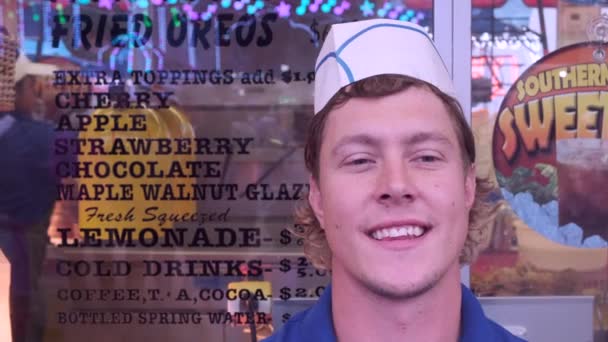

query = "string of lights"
[{"left": 22, "top": 0, "right": 428, "bottom": 23}]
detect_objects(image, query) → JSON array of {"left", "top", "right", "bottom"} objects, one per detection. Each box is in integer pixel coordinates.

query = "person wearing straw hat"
[
  {"left": 264, "top": 19, "right": 525, "bottom": 342},
  {"left": 0, "top": 26, "right": 58, "bottom": 342},
  {"left": 13, "top": 51, "right": 59, "bottom": 121}
]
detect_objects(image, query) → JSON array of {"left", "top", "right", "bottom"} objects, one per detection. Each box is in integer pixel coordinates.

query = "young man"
[{"left": 264, "top": 19, "right": 525, "bottom": 341}]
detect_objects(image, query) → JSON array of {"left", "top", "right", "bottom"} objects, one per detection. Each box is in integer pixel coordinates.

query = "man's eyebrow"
[
  {"left": 331, "top": 134, "right": 380, "bottom": 157},
  {"left": 403, "top": 131, "right": 453, "bottom": 147},
  {"left": 330, "top": 131, "right": 454, "bottom": 157}
]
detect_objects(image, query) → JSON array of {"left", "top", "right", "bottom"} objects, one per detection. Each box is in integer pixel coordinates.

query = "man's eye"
[
  {"left": 417, "top": 155, "right": 440, "bottom": 163},
  {"left": 347, "top": 158, "right": 372, "bottom": 166}
]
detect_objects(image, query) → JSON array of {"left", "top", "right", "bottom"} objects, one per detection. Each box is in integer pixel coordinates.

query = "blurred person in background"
[{"left": 0, "top": 24, "right": 58, "bottom": 342}]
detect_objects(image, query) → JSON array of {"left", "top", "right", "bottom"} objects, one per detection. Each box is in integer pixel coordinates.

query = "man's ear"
[
  {"left": 464, "top": 163, "right": 477, "bottom": 210},
  {"left": 308, "top": 175, "right": 325, "bottom": 229}
]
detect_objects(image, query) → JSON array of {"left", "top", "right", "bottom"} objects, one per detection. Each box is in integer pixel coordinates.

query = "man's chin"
[{"left": 359, "top": 272, "right": 442, "bottom": 301}]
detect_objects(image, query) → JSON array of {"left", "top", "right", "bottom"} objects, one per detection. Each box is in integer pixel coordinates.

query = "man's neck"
[{"left": 331, "top": 264, "right": 462, "bottom": 342}]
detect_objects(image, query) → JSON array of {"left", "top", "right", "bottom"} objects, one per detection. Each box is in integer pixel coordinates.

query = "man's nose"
[{"left": 375, "top": 158, "right": 417, "bottom": 205}]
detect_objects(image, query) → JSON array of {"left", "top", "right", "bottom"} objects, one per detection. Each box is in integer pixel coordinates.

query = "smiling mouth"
[{"left": 367, "top": 225, "right": 431, "bottom": 241}]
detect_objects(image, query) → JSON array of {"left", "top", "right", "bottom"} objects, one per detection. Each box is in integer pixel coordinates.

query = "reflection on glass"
[
  {"left": 2, "top": 1, "right": 438, "bottom": 341},
  {"left": 470, "top": 1, "right": 608, "bottom": 341}
]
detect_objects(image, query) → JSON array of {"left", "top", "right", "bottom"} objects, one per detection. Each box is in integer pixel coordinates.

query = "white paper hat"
[
  {"left": 14, "top": 52, "right": 57, "bottom": 83},
  {"left": 314, "top": 19, "right": 455, "bottom": 114}
]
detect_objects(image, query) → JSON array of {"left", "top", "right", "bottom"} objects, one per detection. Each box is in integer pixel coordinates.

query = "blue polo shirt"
[{"left": 264, "top": 283, "right": 527, "bottom": 342}]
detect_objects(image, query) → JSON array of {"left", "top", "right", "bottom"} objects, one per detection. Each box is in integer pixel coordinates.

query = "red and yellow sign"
[{"left": 493, "top": 42, "right": 608, "bottom": 243}]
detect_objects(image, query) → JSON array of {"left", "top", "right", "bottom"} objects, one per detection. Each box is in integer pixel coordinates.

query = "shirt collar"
[
  {"left": 0, "top": 114, "right": 16, "bottom": 138},
  {"left": 298, "top": 283, "right": 337, "bottom": 342},
  {"left": 297, "top": 283, "right": 493, "bottom": 342},
  {"left": 459, "top": 284, "right": 495, "bottom": 341}
]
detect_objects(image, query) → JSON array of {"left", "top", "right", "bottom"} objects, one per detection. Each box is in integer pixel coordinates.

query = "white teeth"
[{"left": 370, "top": 225, "right": 427, "bottom": 240}]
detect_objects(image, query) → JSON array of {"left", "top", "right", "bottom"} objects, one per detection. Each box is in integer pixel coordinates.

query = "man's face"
[{"left": 309, "top": 86, "right": 476, "bottom": 299}]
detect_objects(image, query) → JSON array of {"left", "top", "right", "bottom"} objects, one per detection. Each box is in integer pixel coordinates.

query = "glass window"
[
  {"left": 0, "top": 1, "right": 434, "bottom": 341},
  {"left": 470, "top": 1, "right": 608, "bottom": 341}
]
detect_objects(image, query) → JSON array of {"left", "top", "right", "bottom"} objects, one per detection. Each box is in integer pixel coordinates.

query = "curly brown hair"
[{"left": 292, "top": 74, "right": 499, "bottom": 270}]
